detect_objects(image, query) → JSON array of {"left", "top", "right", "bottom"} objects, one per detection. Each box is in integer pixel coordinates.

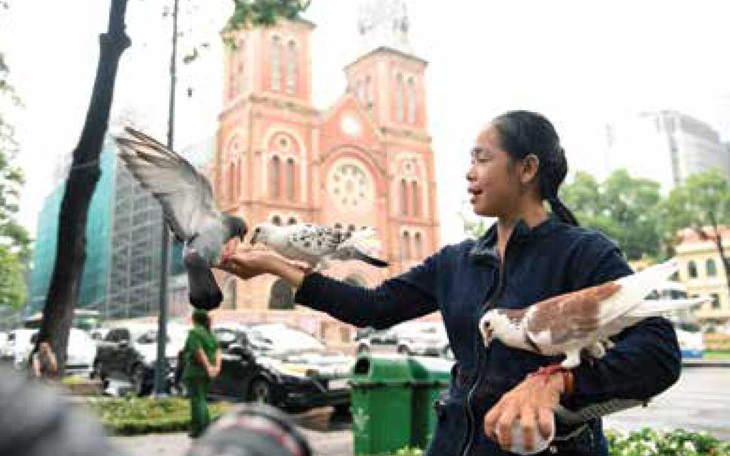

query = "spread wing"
[
  {"left": 115, "top": 127, "right": 217, "bottom": 241},
  {"left": 286, "top": 224, "right": 344, "bottom": 258},
  {"left": 525, "top": 282, "right": 621, "bottom": 347}
]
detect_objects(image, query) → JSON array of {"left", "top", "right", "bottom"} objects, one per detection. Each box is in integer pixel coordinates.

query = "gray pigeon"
[
  {"left": 478, "top": 261, "right": 707, "bottom": 369},
  {"left": 115, "top": 127, "right": 247, "bottom": 310},
  {"left": 249, "top": 222, "right": 388, "bottom": 270}
]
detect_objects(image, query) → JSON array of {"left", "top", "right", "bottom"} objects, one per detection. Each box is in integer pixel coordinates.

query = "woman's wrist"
[{"left": 267, "top": 257, "right": 306, "bottom": 288}]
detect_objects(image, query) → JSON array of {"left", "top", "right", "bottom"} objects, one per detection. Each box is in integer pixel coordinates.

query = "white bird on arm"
[
  {"left": 478, "top": 260, "right": 708, "bottom": 375},
  {"left": 249, "top": 222, "right": 389, "bottom": 271}
]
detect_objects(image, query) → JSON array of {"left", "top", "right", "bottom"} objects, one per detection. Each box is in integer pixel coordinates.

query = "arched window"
[
  {"left": 287, "top": 217, "right": 297, "bottom": 226},
  {"left": 400, "top": 179, "right": 408, "bottom": 216},
  {"left": 356, "top": 80, "right": 363, "bottom": 104},
  {"left": 348, "top": 224, "right": 357, "bottom": 232},
  {"left": 271, "top": 36, "right": 282, "bottom": 91},
  {"left": 407, "top": 78, "right": 416, "bottom": 124},
  {"left": 365, "top": 75, "right": 373, "bottom": 110},
  {"left": 221, "top": 279, "right": 236, "bottom": 310},
  {"left": 401, "top": 231, "right": 411, "bottom": 260},
  {"left": 270, "top": 156, "right": 281, "bottom": 198},
  {"left": 272, "top": 215, "right": 282, "bottom": 226},
  {"left": 285, "top": 40, "right": 297, "bottom": 94},
  {"left": 414, "top": 232, "right": 423, "bottom": 259},
  {"left": 706, "top": 259, "right": 717, "bottom": 277},
  {"left": 395, "top": 74, "right": 404, "bottom": 122},
  {"left": 269, "top": 279, "right": 294, "bottom": 310},
  {"left": 334, "top": 222, "right": 343, "bottom": 230},
  {"left": 228, "top": 162, "right": 237, "bottom": 202},
  {"left": 688, "top": 260, "right": 698, "bottom": 279},
  {"left": 411, "top": 181, "right": 419, "bottom": 216},
  {"left": 285, "top": 158, "right": 296, "bottom": 201}
]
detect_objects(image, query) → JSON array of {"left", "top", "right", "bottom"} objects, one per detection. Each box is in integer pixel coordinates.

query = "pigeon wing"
[
  {"left": 525, "top": 282, "right": 620, "bottom": 348},
  {"left": 286, "top": 224, "right": 343, "bottom": 258},
  {"left": 116, "top": 127, "right": 217, "bottom": 242}
]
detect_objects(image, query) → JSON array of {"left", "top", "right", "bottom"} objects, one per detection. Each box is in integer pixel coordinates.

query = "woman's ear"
[{"left": 520, "top": 154, "right": 540, "bottom": 185}]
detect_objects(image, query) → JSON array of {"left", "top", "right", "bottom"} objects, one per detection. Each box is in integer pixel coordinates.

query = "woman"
[
  {"left": 220, "top": 111, "right": 681, "bottom": 455},
  {"left": 183, "top": 309, "right": 222, "bottom": 438}
]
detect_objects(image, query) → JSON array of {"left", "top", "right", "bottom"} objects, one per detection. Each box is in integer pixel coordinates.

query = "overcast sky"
[{"left": 3, "top": 0, "right": 730, "bottom": 245}]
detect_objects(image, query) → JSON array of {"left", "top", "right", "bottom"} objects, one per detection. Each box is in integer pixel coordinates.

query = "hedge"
[
  {"left": 382, "top": 430, "right": 730, "bottom": 456},
  {"left": 87, "top": 396, "right": 232, "bottom": 436},
  {"left": 89, "top": 399, "right": 730, "bottom": 455}
]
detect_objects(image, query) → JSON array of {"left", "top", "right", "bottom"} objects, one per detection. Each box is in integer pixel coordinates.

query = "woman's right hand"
[{"left": 217, "top": 248, "right": 280, "bottom": 280}]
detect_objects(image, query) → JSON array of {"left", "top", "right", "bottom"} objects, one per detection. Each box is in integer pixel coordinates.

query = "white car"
[
  {"left": 393, "top": 321, "right": 450, "bottom": 357},
  {"left": 675, "top": 327, "right": 705, "bottom": 359},
  {"left": 4, "top": 329, "right": 37, "bottom": 369},
  {"left": 17, "top": 328, "right": 97, "bottom": 375}
]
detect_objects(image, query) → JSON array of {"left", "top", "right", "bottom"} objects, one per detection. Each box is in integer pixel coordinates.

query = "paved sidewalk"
[{"left": 111, "top": 427, "right": 353, "bottom": 456}]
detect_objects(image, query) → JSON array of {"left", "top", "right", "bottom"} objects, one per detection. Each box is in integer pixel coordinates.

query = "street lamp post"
[{"left": 154, "top": 0, "right": 179, "bottom": 396}]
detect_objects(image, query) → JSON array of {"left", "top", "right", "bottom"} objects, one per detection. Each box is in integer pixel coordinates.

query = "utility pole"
[{"left": 154, "top": 0, "right": 179, "bottom": 396}]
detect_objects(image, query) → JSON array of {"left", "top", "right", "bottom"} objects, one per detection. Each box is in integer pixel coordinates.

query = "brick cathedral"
[{"left": 210, "top": 1, "right": 439, "bottom": 330}]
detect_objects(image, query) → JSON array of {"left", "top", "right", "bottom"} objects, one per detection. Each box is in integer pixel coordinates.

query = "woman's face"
[{"left": 466, "top": 125, "right": 521, "bottom": 218}]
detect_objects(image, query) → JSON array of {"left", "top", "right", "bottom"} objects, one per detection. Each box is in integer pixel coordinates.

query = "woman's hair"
[
  {"left": 192, "top": 309, "right": 210, "bottom": 328},
  {"left": 492, "top": 110, "right": 579, "bottom": 226}
]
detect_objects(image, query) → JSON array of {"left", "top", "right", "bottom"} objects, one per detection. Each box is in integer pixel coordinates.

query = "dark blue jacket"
[{"left": 295, "top": 217, "right": 681, "bottom": 456}]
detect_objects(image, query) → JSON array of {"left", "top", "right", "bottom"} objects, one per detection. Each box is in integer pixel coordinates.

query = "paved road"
[
  {"left": 604, "top": 366, "right": 730, "bottom": 440},
  {"left": 111, "top": 367, "right": 730, "bottom": 456}
]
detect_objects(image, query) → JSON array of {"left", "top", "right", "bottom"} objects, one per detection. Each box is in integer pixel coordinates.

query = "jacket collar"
[{"left": 469, "top": 215, "right": 560, "bottom": 264}]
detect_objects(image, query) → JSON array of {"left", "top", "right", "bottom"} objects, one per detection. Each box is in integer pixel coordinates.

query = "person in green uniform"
[{"left": 183, "top": 309, "right": 222, "bottom": 438}]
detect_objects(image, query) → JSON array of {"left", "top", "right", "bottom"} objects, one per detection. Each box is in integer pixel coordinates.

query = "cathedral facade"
[{"left": 211, "top": 4, "right": 439, "bottom": 317}]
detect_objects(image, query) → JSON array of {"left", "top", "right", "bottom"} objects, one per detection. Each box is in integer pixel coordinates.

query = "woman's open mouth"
[{"left": 468, "top": 189, "right": 483, "bottom": 203}]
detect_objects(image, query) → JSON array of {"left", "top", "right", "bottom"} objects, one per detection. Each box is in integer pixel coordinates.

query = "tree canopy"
[
  {"left": 560, "top": 169, "right": 663, "bottom": 261},
  {"left": 0, "top": 2, "right": 31, "bottom": 310}
]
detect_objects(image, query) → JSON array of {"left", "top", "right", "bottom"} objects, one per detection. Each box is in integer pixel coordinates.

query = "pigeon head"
[
  {"left": 479, "top": 308, "right": 525, "bottom": 348},
  {"left": 479, "top": 310, "right": 498, "bottom": 346},
  {"left": 250, "top": 222, "right": 275, "bottom": 245},
  {"left": 225, "top": 216, "right": 248, "bottom": 241}
]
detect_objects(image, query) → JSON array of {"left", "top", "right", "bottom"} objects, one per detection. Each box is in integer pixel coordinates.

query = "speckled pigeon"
[
  {"left": 478, "top": 261, "right": 705, "bottom": 369},
  {"left": 249, "top": 222, "right": 388, "bottom": 270},
  {"left": 115, "top": 127, "right": 247, "bottom": 310}
]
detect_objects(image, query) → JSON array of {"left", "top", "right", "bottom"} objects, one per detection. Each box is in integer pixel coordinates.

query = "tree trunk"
[{"left": 37, "top": 0, "right": 130, "bottom": 375}]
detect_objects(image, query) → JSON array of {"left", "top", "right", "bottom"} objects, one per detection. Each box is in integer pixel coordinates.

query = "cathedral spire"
[{"left": 357, "top": 0, "right": 412, "bottom": 55}]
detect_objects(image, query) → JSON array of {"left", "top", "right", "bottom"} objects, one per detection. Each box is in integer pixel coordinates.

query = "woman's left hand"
[{"left": 484, "top": 373, "right": 564, "bottom": 452}]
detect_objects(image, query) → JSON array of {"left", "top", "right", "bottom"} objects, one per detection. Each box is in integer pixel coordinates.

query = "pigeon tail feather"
[
  {"left": 625, "top": 297, "right": 710, "bottom": 318},
  {"left": 352, "top": 250, "right": 389, "bottom": 268},
  {"left": 598, "top": 260, "right": 679, "bottom": 325},
  {"left": 338, "top": 227, "right": 383, "bottom": 257}
]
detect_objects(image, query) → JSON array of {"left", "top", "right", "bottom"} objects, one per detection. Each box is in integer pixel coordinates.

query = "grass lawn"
[{"left": 704, "top": 350, "right": 730, "bottom": 359}]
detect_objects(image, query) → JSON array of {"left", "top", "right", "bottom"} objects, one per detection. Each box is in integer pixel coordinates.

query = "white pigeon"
[
  {"left": 249, "top": 222, "right": 389, "bottom": 270},
  {"left": 115, "top": 127, "right": 247, "bottom": 310},
  {"left": 478, "top": 261, "right": 709, "bottom": 369}
]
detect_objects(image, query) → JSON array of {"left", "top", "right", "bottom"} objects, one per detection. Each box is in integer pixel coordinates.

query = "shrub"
[{"left": 606, "top": 428, "right": 730, "bottom": 455}]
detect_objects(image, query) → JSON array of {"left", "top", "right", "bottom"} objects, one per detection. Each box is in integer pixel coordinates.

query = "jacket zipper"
[{"left": 460, "top": 250, "right": 509, "bottom": 456}]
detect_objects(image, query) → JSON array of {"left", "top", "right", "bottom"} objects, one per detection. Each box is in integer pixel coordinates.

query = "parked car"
[
  {"left": 2, "top": 328, "right": 37, "bottom": 368},
  {"left": 26, "top": 328, "right": 97, "bottom": 376},
  {"left": 92, "top": 323, "right": 188, "bottom": 395},
  {"left": 357, "top": 321, "right": 452, "bottom": 358},
  {"left": 209, "top": 323, "right": 353, "bottom": 413},
  {"left": 674, "top": 321, "right": 705, "bottom": 359}
]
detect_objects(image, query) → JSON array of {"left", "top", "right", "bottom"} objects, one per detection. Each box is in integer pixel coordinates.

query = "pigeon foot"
[{"left": 527, "top": 364, "right": 568, "bottom": 384}]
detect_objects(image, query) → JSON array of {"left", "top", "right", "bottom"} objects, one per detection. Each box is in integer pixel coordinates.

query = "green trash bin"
[
  {"left": 350, "top": 354, "right": 415, "bottom": 456},
  {"left": 408, "top": 356, "right": 453, "bottom": 449}
]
